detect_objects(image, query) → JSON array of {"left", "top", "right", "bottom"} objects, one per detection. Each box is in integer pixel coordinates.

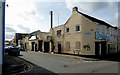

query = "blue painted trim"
[{"left": 2, "top": 2, "right": 5, "bottom": 64}]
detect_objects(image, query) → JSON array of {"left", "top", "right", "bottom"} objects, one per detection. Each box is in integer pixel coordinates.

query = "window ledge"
[
  {"left": 76, "top": 31, "right": 80, "bottom": 32},
  {"left": 66, "top": 33, "right": 70, "bottom": 35}
]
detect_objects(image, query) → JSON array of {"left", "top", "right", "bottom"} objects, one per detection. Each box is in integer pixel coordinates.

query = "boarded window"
[
  {"left": 66, "top": 42, "right": 70, "bottom": 50},
  {"left": 76, "top": 41, "right": 80, "bottom": 49}
]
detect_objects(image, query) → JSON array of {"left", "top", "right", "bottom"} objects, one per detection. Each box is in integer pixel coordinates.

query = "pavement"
[{"left": 28, "top": 51, "right": 120, "bottom": 62}]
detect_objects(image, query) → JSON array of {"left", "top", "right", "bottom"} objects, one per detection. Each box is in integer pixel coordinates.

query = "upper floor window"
[
  {"left": 105, "top": 27, "right": 107, "bottom": 34},
  {"left": 96, "top": 24, "right": 98, "bottom": 32},
  {"left": 108, "top": 28, "right": 109, "bottom": 34},
  {"left": 112, "top": 29, "right": 114, "bottom": 35},
  {"left": 102, "top": 25, "right": 105, "bottom": 34},
  {"left": 66, "top": 27, "right": 69, "bottom": 33},
  {"left": 110, "top": 28, "right": 112, "bottom": 35},
  {"left": 76, "top": 25, "right": 80, "bottom": 32},
  {"left": 57, "top": 30, "right": 61, "bottom": 36},
  {"left": 114, "top": 30, "right": 117, "bottom": 36}
]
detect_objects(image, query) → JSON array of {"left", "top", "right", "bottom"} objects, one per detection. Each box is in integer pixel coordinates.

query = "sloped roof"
[
  {"left": 29, "top": 36, "right": 36, "bottom": 40},
  {"left": 78, "top": 11, "right": 112, "bottom": 27},
  {"left": 64, "top": 7, "right": 114, "bottom": 28}
]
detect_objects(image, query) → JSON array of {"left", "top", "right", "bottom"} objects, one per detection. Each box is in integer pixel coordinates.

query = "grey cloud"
[
  {"left": 18, "top": 25, "right": 30, "bottom": 32},
  {"left": 18, "top": 14, "right": 29, "bottom": 21},
  {"left": 5, "top": 27, "right": 16, "bottom": 33},
  {"left": 109, "top": 14, "right": 118, "bottom": 27},
  {"left": 25, "top": 10, "right": 36, "bottom": 15},
  {"left": 5, "top": 34, "right": 14, "bottom": 40},
  {"left": 78, "top": 2, "right": 109, "bottom": 11},
  {"left": 66, "top": 2, "right": 117, "bottom": 12},
  {"left": 118, "top": 2, "right": 120, "bottom": 27}
]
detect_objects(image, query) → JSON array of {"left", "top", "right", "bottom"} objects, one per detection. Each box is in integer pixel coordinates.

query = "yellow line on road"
[{"left": 11, "top": 56, "right": 33, "bottom": 75}]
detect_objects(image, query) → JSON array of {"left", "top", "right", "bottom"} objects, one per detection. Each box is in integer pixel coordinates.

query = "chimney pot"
[{"left": 72, "top": 7, "right": 78, "bottom": 12}]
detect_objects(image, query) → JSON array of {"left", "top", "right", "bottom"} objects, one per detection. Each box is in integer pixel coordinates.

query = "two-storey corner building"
[{"left": 51, "top": 7, "right": 120, "bottom": 55}]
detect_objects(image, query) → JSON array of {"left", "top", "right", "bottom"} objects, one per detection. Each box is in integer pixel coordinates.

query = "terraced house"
[
  {"left": 50, "top": 7, "right": 120, "bottom": 55},
  {"left": 21, "top": 7, "right": 120, "bottom": 56}
]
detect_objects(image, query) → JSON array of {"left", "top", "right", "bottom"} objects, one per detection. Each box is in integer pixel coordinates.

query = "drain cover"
[{"left": 63, "top": 65, "right": 68, "bottom": 67}]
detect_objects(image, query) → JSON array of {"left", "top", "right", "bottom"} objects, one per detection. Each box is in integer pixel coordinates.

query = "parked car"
[
  {"left": 8, "top": 48, "right": 20, "bottom": 56},
  {"left": 17, "top": 46, "right": 25, "bottom": 51},
  {"left": 19, "top": 46, "right": 25, "bottom": 51},
  {"left": 5, "top": 46, "right": 12, "bottom": 53}
]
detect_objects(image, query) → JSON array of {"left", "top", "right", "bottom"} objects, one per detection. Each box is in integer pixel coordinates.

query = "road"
[{"left": 18, "top": 51, "right": 119, "bottom": 73}]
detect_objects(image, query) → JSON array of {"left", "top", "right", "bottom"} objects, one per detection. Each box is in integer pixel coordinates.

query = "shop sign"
[
  {"left": 47, "top": 36, "right": 52, "bottom": 41},
  {"left": 96, "top": 32, "right": 110, "bottom": 40},
  {"left": 84, "top": 32, "right": 92, "bottom": 35}
]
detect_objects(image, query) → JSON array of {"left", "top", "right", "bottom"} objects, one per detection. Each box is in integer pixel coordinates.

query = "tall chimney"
[{"left": 50, "top": 11, "right": 53, "bottom": 29}]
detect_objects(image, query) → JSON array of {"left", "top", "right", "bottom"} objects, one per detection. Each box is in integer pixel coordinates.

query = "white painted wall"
[{"left": 0, "top": 1, "right": 3, "bottom": 65}]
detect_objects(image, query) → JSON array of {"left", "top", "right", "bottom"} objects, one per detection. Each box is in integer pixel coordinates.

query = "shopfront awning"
[{"left": 29, "top": 36, "right": 36, "bottom": 40}]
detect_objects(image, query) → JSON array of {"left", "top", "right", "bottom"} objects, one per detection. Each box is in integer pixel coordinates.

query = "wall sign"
[
  {"left": 84, "top": 32, "right": 92, "bottom": 35},
  {"left": 96, "top": 32, "right": 110, "bottom": 40},
  {"left": 47, "top": 36, "right": 52, "bottom": 41}
]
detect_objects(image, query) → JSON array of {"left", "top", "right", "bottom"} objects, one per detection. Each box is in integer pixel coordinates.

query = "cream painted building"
[
  {"left": 50, "top": 7, "right": 120, "bottom": 55},
  {"left": 22, "top": 7, "right": 120, "bottom": 56}
]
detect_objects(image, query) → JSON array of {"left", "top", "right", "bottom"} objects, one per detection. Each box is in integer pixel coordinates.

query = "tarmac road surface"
[{"left": 18, "top": 51, "right": 119, "bottom": 74}]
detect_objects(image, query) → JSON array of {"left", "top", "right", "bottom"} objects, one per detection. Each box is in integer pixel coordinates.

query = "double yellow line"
[{"left": 11, "top": 56, "right": 33, "bottom": 75}]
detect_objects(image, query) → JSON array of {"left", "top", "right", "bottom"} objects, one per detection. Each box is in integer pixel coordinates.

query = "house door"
[
  {"left": 38, "top": 40, "right": 42, "bottom": 51},
  {"left": 44, "top": 42, "right": 49, "bottom": 52},
  {"left": 58, "top": 44, "right": 61, "bottom": 54}
]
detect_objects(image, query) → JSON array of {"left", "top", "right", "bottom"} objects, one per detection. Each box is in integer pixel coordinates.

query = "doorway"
[
  {"left": 95, "top": 41, "right": 106, "bottom": 56},
  {"left": 38, "top": 40, "right": 43, "bottom": 51},
  {"left": 58, "top": 44, "right": 61, "bottom": 54},
  {"left": 95, "top": 42, "right": 100, "bottom": 56},
  {"left": 44, "top": 42, "right": 49, "bottom": 52},
  {"left": 31, "top": 42, "right": 35, "bottom": 51}
]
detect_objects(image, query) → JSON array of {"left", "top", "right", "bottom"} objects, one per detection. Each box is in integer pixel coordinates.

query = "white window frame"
[
  {"left": 66, "top": 27, "right": 70, "bottom": 33},
  {"left": 102, "top": 25, "right": 104, "bottom": 34},
  {"left": 76, "top": 25, "right": 80, "bottom": 32},
  {"left": 96, "top": 24, "right": 98, "bottom": 32}
]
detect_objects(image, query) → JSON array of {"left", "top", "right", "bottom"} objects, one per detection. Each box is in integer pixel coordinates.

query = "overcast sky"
[{"left": 5, "top": 0, "right": 119, "bottom": 40}]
